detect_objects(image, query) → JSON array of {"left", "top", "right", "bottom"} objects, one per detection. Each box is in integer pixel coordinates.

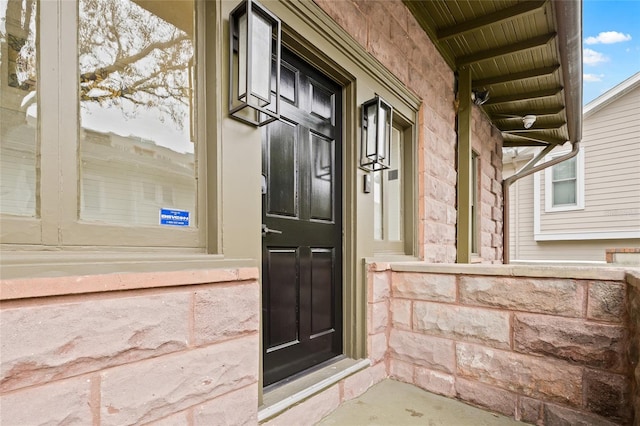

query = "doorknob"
[{"left": 262, "top": 224, "right": 283, "bottom": 237}]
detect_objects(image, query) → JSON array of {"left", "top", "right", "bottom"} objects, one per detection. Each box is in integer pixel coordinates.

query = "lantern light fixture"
[
  {"left": 228, "top": 0, "right": 281, "bottom": 126},
  {"left": 360, "top": 95, "right": 393, "bottom": 172}
]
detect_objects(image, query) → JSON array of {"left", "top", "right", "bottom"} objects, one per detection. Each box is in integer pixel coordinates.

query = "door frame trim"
[
  {"left": 257, "top": 32, "right": 361, "bottom": 396},
  {"left": 257, "top": 0, "right": 422, "bottom": 401}
]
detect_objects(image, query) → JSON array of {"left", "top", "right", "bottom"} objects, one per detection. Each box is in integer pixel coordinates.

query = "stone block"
[
  {"left": 481, "top": 217, "right": 496, "bottom": 234},
  {"left": 368, "top": 332, "right": 387, "bottom": 365},
  {"left": 588, "top": 281, "right": 626, "bottom": 322},
  {"left": 413, "top": 302, "right": 510, "bottom": 349},
  {"left": 408, "top": 57, "right": 432, "bottom": 95},
  {"left": 194, "top": 282, "right": 259, "bottom": 345},
  {"left": 390, "top": 299, "right": 412, "bottom": 330},
  {"left": 384, "top": 0, "right": 409, "bottom": 32},
  {"left": 194, "top": 385, "right": 258, "bottom": 426},
  {"left": 389, "top": 359, "right": 414, "bottom": 383},
  {"left": 369, "top": 271, "right": 390, "bottom": 303},
  {"left": 543, "top": 403, "right": 621, "bottom": 426},
  {"left": 263, "top": 385, "right": 340, "bottom": 426},
  {"left": 368, "top": 27, "right": 408, "bottom": 84},
  {"left": 391, "top": 272, "right": 456, "bottom": 302},
  {"left": 368, "top": 301, "right": 388, "bottom": 335},
  {"left": 148, "top": 410, "right": 190, "bottom": 425},
  {"left": 390, "top": 32, "right": 413, "bottom": 67},
  {"left": 314, "top": 0, "right": 367, "bottom": 48},
  {"left": 342, "top": 362, "right": 386, "bottom": 402},
  {"left": 100, "top": 335, "right": 259, "bottom": 426},
  {"left": 1, "top": 293, "right": 189, "bottom": 392},
  {"left": 388, "top": 330, "right": 455, "bottom": 374},
  {"left": 459, "top": 276, "right": 584, "bottom": 317},
  {"left": 516, "top": 396, "right": 542, "bottom": 424},
  {"left": 455, "top": 378, "right": 516, "bottom": 417},
  {"left": 0, "top": 376, "right": 92, "bottom": 425},
  {"left": 425, "top": 200, "right": 447, "bottom": 222},
  {"left": 414, "top": 367, "right": 455, "bottom": 397},
  {"left": 358, "top": 0, "right": 391, "bottom": 39},
  {"left": 456, "top": 342, "right": 583, "bottom": 406},
  {"left": 583, "top": 369, "right": 632, "bottom": 423},
  {"left": 513, "top": 314, "right": 626, "bottom": 371}
]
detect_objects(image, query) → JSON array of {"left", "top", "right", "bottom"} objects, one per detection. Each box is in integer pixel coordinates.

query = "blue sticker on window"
[{"left": 160, "top": 208, "right": 190, "bottom": 227}]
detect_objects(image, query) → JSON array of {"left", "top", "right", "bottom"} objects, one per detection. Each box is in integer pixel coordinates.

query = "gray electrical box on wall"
[{"left": 363, "top": 174, "right": 372, "bottom": 193}]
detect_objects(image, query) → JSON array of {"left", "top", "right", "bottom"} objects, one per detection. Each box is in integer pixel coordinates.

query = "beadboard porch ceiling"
[{"left": 405, "top": 0, "right": 582, "bottom": 148}]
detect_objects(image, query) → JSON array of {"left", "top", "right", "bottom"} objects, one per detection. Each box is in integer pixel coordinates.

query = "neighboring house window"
[
  {"left": 471, "top": 151, "right": 479, "bottom": 255},
  {"left": 373, "top": 118, "right": 415, "bottom": 255},
  {"left": 544, "top": 147, "right": 585, "bottom": 212},
  {"left": 551, "top": 157, "right": 577, "bottom": 206},
  {"left": 1, "top": 0, "right": 206, "bottom": 247}
]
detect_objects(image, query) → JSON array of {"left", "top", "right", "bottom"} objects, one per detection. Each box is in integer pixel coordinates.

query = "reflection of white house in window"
[
  {"left": 82, "top": 178, "right": 104, "bottom": 213},
  {"left": 80, "top": 129, "right": 195, "bottom": 226},
  {"left": 543, "top": 148, "right": 585, "bottom": 212}
]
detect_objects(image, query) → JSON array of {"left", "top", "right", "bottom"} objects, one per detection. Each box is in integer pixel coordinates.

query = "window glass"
[
  {"left": 373, "top": 125, "right": 403, "bottom": 242},
  {"left": 373, "top": 172, "right": 382, "bottom": 240},
  {"left": 471, "top": 151, "right": 479, "bottom": 254},
  {"left": 387, "top": 127, "right": 402, "bottom": 241},
  {"left": 551, "top": 157, "right": 577, "bottom": 206},
  {"left": 552, "top": 158, "right": 576, "bottom": 181},
  {"left": 1, "top": 0, "right": 38, "bottom": 217},
  {"left": 78, "top": 0, "right": 196, "bottom": 226}
]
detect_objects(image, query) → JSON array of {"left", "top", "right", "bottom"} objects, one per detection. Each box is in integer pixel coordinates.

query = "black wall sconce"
[
  {"left": 360, "top": 95, "right": 393, "bottom": 172},
  {"left": 229, "top": 0, "right": 281, "bottom": 126}
]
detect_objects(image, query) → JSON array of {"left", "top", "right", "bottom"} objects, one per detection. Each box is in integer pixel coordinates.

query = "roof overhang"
[{"left": 404, "top": 0, "right": 583, "bottom": 148}]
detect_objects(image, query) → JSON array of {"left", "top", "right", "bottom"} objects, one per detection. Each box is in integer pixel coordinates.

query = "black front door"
[{"left": 262, "top": 48, "right": 343, "bottom": 387}]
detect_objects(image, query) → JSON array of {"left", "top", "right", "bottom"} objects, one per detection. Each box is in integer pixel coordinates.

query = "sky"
[{"left": 582, "top": 0, "right": 640, "bottom": 104}]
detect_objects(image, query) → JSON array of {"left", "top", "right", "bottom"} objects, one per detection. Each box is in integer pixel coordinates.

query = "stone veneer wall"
[
  {"left": 0, "top": 268, "right": 261, "bottom": 425},
  {"left": 370, "top": 263, "right": 633, "bottom": 425},
  {"left": 471, "top": 107, "right": 504, "bottom": 263},
  {"left": 313, "top": 0, "right": 504, "bottom": 263},
  {"left": 627, "top": 271, "right": 640, "bottom": 425}
]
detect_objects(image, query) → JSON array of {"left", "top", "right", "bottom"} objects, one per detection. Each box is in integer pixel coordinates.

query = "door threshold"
[{"left": 258, "top": 357, "right": 370, "bottom": 423}]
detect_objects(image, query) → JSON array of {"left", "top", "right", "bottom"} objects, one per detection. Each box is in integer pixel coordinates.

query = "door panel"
[
  {"left": 262, "top": 48, "right": 342, "bottom": 386},
  {"left": 310, "top": 248, "right": 334, "bottom": 336},
  {"left": 265, "top": 248, "right": 299, "bottom": 349},
  {"left": 310, "top": 133, "right": 334, "bottom": 222},
  {"left": 266, "top": 120, "right": 297, "bottom": 218}
]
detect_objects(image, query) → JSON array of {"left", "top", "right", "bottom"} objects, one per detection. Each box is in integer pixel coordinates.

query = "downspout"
[
  {"left": 502, "top": 141, "right": 580, "bottom": 263},
  {"left": 502, "top": 0, "right": 582, "bottom": 264}
]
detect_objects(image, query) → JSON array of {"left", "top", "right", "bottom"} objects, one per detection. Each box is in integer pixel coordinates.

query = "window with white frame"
[
  {"left": 1, "top": 0, "right": 208, "bottom": 248},
  {"left": 544, "top": 147, "right": 585, "bottom": 212}
]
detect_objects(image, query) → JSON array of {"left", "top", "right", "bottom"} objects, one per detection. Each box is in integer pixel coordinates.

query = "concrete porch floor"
[{"left": 317, "top": 380, "right": 526, "bottom": 425}]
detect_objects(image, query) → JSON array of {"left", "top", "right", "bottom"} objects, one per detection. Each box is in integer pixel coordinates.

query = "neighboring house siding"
[
  {"left": 538, "top": 84, "right": 640, "bottom": 235},
  {"left": 506, "top": 75, "right": 640, "bottom": 262},
  {"left": 511, "top": 173, "right": 537, "bottom": 260}
]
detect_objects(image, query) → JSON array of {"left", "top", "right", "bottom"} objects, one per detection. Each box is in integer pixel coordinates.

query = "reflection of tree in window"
[
  {"left": 78, "top": 0, "right": 194, "bottom": 130},
  {"left": 5, "top": 0, "right": 37, "bottom": 90},
  {"left": 77, "top": 0, "right": 198, "bottom": 227}
]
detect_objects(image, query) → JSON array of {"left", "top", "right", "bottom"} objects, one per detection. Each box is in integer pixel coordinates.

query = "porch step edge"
[{"left": 258, "top": 358, "right": 371, "bottom": 422}]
